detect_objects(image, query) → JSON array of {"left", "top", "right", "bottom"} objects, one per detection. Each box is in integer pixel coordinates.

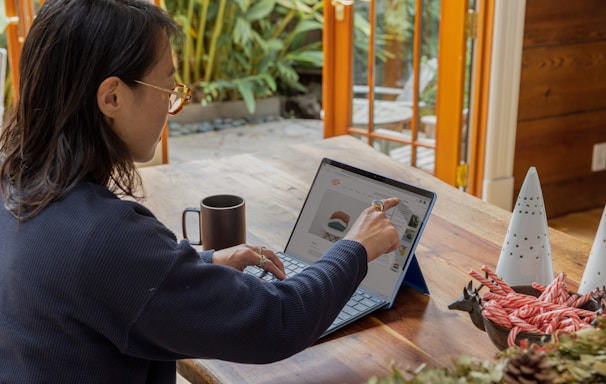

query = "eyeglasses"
[{"left": 134, "top": 80, "right": 192, "bottom": 115}]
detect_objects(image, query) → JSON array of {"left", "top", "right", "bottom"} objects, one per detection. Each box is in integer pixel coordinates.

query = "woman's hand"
[
  {"left": 212, "top": 244, "right": 286, "bottom": 280},
  {"left": 344, "top": 197, "right": 401, "bottom": 262}
]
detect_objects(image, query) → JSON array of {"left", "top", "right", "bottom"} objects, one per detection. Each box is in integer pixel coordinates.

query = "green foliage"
[
  {"left": 366, "top": 316, "right": 606, "bottom": 384},
  {"left": 534, "top": 320, "right": 606, "bottom": 383},
  {"left": 352, "top": 11, "right": 393, "bottom": 85},
  {"left": 367, "top": 358, "right": 505, "bottom": 384},
  {"left": 163, "top": 0, "right": 324, "bottom": 113}
]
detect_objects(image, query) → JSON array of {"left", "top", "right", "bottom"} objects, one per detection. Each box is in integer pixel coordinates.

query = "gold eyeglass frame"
[{"left": 134, "top": 80, "right": 192, "bottom": 115}]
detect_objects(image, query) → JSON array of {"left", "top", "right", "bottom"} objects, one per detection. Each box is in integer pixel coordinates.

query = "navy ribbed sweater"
[{"left": 0, "top": 182, "right": 368, "bottom": 383}]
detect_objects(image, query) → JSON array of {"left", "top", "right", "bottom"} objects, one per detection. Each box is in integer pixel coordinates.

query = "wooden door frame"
[
  {"left": 322, "top": 1, "right": 353, "bottom": 138},
  {"left": 467, "top": 0, "right": 494, "bottom": 197},
  {"left": 4, "top": 0, "right": 38, "bottom": 103},
  {"left": 153, "top": 0, "right": 169, "bottom": 164},
  {"left": 433, "top": 0, "right": 469, "bottom": 186}
]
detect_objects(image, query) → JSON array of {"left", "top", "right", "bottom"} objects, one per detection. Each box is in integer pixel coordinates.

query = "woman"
[{"left": 0, "top": 0, "right": 400, "bottom": 383}]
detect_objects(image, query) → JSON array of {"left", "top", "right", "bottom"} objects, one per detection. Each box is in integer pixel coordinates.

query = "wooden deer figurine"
[{"left": 447, "top": 280, "right": 485, "bottom": 331}]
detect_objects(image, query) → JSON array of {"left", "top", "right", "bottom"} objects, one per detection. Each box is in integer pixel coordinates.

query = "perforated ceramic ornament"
[
  {"left": 495, "top": 167, "right": 554, "bottom": 286},
  {"left": 578, "top": 205, "right": 606, "bottom": 294}
]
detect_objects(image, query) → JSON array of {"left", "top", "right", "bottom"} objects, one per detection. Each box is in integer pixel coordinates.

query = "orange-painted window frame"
[{"left": 323, "top": 0, "right": 492, "bottom": 197}]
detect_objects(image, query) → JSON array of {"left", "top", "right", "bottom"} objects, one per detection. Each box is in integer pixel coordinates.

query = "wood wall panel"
[
  {"left": 523, "top": 0, "right": 606, "bottom": 46},
  {"left": 540, "top": 174, "right": 606, "bottom": 220},
  {"left": 518, "top": 41, "right": 606, "bottom": 121},
  {"left": 514, "top": 0, "right": 606, "bottom": 218},
  {"left": 514, "top": 110, "right": 606, "bottom": 215},
  {"left": 515, "top": 110, "right": 606, "bottom": 184}
]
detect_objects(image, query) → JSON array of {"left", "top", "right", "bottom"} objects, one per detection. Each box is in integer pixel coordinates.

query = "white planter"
[{"left": 169, "top": 96, "right": 283, "bottom": 124}]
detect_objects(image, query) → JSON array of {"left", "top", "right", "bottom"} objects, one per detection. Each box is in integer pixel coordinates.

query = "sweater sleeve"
[{"left": 125, "top": 239, "right": 368, "bottom": 363}]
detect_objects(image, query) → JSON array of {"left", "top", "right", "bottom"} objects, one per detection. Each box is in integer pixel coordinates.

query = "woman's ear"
[{"left": 97, "top": 76, "right": 122, "bottom": 118}]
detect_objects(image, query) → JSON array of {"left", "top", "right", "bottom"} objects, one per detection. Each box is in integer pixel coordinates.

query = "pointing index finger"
[{"left": 382, "top": 197, "right": 400, "bottom": 211}]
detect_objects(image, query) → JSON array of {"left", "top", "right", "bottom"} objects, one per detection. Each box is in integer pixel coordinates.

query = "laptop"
[{"left": 245, "top": 157, "right": 436, "bottom": 337}]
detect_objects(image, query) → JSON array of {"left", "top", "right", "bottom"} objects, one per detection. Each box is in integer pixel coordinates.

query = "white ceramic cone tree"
[
  {"left": 578, "top": 205, "right": 606, "bottom": 294},
  {"left": 495, "top": 167, "right": 554, "bottom": 287}
]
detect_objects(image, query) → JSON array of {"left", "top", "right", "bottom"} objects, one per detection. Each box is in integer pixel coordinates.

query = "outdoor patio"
[{"left": 167, "top": 118, "right": 324, "bottom": 164}]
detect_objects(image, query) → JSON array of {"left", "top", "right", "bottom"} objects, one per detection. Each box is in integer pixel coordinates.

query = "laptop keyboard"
[
  {"left": 245, "top": 253, "right": 385, "bottom": 335},
  {"left": 327, "top": 289, "right": 384, "bottom": 332},
  {"left": 244, "top": 253, "right": 307, "bottom": 281}
]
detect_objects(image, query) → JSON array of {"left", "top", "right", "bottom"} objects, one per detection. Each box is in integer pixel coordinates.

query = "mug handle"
[{"left": 182, "top": 207, "right": 202, "bottom": 245}]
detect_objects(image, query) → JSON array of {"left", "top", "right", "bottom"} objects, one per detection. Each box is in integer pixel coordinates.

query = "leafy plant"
[
  {"left": 352, "top": 10, "right": 394, "bottom": 86},
  {"left": 162, "top": 0, "right": 324, "bottom": 114},
  {"left": 365, "top": 316, "right": 606, "bottom": 384}
]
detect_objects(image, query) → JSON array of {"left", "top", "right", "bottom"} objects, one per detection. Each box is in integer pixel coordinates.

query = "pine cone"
[{"left": 503, "top": 349, "right": 555, "bottom": 384}]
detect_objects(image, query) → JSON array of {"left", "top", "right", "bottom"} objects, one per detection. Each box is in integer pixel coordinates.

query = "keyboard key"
[
  {"left": 342, "top": 305, "right": 359, "bottom": 317},
  {"left": 247, "top": 254, "right": 387, "bottom": 337},
  {"left": 361, "top": 298, "right": 378, "bottom": 307}
]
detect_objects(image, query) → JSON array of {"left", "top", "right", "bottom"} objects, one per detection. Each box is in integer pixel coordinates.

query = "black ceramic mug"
[{"left": 182, "top": 194, "right": 246, "bottom": 250}]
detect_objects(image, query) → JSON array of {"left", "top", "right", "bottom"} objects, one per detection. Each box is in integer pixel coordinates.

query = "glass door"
[
  {"left": 324, "top": 0, "right": 490, "bottom": 192},
  {"left": 350, "top": 0, "right": 439, "bottom": 174}
]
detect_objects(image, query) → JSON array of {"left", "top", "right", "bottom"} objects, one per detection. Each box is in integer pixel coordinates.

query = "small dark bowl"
[
  {"left": 483, "top": 285, "right": 598, "bottom": 350},
  {"left": 483, "top": 315, "right": 551, "bottom": 351}
]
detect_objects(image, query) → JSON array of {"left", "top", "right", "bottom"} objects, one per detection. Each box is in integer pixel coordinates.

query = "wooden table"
[{"left": 137, "top": 135, "right": 592, "bottom": 384}]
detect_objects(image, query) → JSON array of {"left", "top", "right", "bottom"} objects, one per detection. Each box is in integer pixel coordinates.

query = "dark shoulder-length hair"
[{"left": 0, "top": 0, "right": 179, "bottom": 220}]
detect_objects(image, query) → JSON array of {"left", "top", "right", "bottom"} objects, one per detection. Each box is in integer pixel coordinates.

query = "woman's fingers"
[{"left": 256, "top": 246, "right": 286, "bottom": 280}]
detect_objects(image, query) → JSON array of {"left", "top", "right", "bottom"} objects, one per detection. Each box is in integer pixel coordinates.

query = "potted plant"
[{"left": 162, "top": 0, "right": 324, "bottom": 115}]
